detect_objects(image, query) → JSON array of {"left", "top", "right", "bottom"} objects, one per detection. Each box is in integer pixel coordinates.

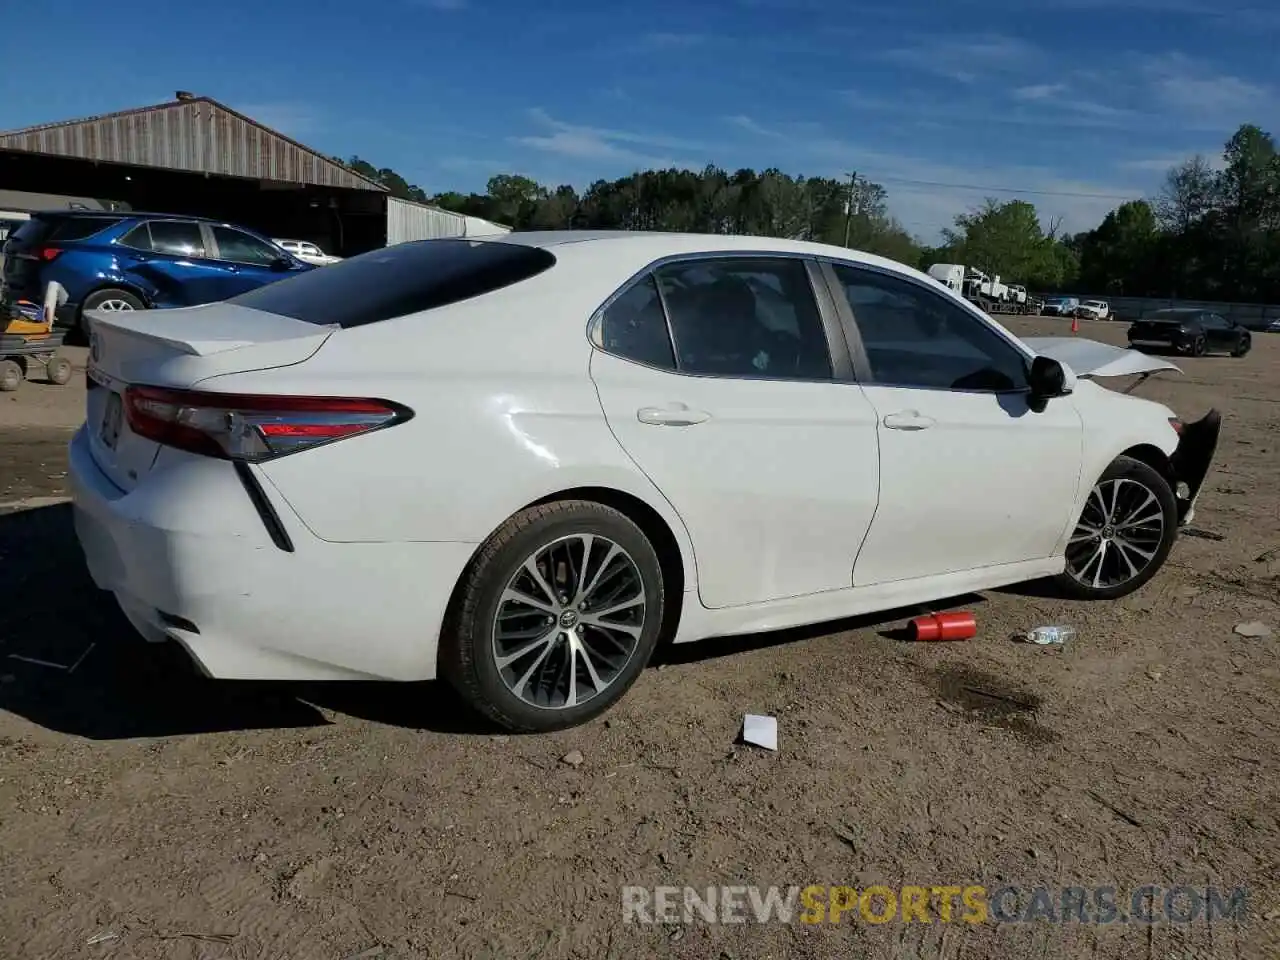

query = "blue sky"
[{"left": 2, "top": 0, "right": 1276, "bottom": 240}]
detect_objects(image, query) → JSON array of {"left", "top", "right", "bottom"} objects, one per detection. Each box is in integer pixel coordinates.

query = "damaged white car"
[{"left": 69, "top": 233, "right": 1220, "bottom": 732}]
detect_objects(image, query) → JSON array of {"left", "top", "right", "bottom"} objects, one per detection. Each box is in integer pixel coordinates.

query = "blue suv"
[{"left": 0, "top": 210, "right": 313, "bottom": 333}]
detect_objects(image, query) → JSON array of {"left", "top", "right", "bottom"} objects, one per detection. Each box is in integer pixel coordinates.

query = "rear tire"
[
  {"left": 440, "top": 500, "right": 666, "bottom": 732},
  {"left": 1231, "top": 337, "right": 1250, "bottom": 357},
  {"left": 1052, "top": 456, "right": 1178, "bottom": 601},
  {"left": 0, "top": 359, "right": 21, "bottom": 391},
  {"left": 79, "top": 288, "right": 145, "bottom": 337}
]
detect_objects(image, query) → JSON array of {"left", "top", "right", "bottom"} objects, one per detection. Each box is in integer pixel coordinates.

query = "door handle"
[
  {"left": 882, "top": 411, "right": 936, "bottom": 431},
  {"left": 637, "top": 404, "right": 711, "bottom": 427}
]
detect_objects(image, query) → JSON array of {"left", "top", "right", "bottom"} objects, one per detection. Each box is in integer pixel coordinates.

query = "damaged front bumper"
[{"left": 1170, "top": 409, "right": 1222, "bottom": 525}]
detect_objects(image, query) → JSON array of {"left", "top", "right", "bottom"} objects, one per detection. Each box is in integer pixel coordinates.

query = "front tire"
[
  {"left": 1189, "top": 335, "right": 1207, "bottom": 357},
  {"left": 440, "top": 500, "right": 666, "bottom": 732},
  {"left": 1053, "top": 456, "right": 1178, "bottom": 600}
]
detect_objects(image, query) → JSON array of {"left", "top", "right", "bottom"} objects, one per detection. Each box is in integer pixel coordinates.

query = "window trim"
[
  {"left": 589, "top": 250, "right": 855, "bottom": 383},
  {"left": 206, "top": 224, "right": 283, "bottom": 267},
  {"left": 819, "top": 257, "right": 1035, "bottom": 396}
]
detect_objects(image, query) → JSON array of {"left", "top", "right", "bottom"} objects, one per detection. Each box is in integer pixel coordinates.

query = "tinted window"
[
  {"left": 119, "top": 224, "right": 153, "bottom": 251},
  {"left": 46, "top": 216, "right": 123, "bottom": 242},
  {"left": 1201, "top": 314, "right": 1229, "bottom": 329},
  {"left": 599, "top": 276, "right": 675, "bottom": 369},
  {"left": 655, "top": 257, "right": 832, "bottom": 380},
  {"left": 834, "top": 264, "right": 1029, "bottom": 392},
  {"left": 148, "top": 221, "right": 206, "bottom": 258},
  {"left": 227, "top": 239, "right": 557, "bottom": 328},
  {"left": 212, "top": 226, "right": 280, "bottom": 265}
]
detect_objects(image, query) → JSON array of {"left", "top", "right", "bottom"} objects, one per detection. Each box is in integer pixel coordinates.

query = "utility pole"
[{"left": 842, "top": 171, "right": 859, "bottom": 247}]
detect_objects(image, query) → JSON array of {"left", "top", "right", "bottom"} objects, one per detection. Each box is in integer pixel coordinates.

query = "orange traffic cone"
[{"left": 1071, "top": 313, "right": 1080, "bottom": 334}]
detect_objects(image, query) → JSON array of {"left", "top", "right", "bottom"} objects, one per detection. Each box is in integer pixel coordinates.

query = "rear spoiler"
[{"left": 1023, "top": 337, "right": 1180, "bottom": 393}]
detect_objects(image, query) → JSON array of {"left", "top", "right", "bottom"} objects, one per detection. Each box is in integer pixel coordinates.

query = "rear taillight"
[
  {"left": 37, "top": 247, "right": 62, "bottom": 261},
  {"left": 124, "top": 387, "right": 411, "bottom": 461}
]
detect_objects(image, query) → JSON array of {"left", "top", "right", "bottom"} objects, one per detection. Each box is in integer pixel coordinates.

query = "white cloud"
[
  {"left": 512, "top": 108, "right": 701, "bottom": 169},
  {"left": 1013, "top": 83, "right": 1067, "bottom": 101},
  {"left": 1118, "top": 152, "right": 1227, "bottom": 173},
  {"left": 235, "top": 102, "right": 320, "bottom": 140},
  {"left": 879, "top": 33, "right": 1038, "bottom": 83},
  {"left": 725, "top": 115, "right": 782, "bottom": 138},
  {"left": 1139, "top": 52, "right": 1272, "bottom": 124}
]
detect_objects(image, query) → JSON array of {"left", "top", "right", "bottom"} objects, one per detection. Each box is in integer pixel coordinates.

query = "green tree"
[
  {"left": 1077, "top": 200, "right": 1159, "bottom": 295},
  {"left": 939, "top": 199, "right": 1067, "bottom": 288}
]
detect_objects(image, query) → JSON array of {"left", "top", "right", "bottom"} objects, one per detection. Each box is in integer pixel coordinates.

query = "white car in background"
[
  {"left": 1077, "top": 300, "right": 1111, "bottom": 320},
  {"left": 273, "top": 238, "right": 342, "bottom": 266},
  {"left": 69, "top": 232, "right": 1221, "bottom": 731}
]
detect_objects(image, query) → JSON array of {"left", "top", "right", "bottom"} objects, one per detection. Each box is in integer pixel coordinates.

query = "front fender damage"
[{"left": 1170, "top": 409, "right": 1222, "bottom": 525}]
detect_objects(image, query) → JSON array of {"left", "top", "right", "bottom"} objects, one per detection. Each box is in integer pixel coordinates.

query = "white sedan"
[
  {"left": 272, "top": 238, "right": 343, "bottom": 266},
  {"left": 69, "top": 232, "right": 1221, "bottom": 731}
]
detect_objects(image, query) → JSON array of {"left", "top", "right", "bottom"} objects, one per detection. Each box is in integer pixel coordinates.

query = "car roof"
[
  {"left": 474, "top": 229, "right": 929, "bottom": 278},
  {"left": 32, "top": 209, "right": 229, "bottom": 225}
]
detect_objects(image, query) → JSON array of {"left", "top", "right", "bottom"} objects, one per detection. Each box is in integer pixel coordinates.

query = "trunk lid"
[{"left": 83, "top": 302, "right": 337, "bottom": 491}]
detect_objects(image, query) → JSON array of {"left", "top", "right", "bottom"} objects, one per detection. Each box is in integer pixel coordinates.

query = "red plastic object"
[{"left": 909, "top": 612, "right": 977, "bottom": 641}]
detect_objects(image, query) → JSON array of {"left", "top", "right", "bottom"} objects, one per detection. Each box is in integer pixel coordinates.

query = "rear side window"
[
  {"left": 38, "top": 216, "right": 123, "bottom": 243},
  {"left": 599, "top": 276, "right": 676, "bottom": 370},
  {"left": 7, "top": 218, "right": 53, "bottom": 246},
  {"left": 227, "top": 239, "right": 557, "bottom": 327}
]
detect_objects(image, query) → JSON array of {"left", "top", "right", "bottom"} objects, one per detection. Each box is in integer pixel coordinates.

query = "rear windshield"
[
  {"left": 9, "top": 214, "right": 123, "bottom": 246},
  {"left": 227, "top": 238, "right": 556, "bottom": 328}
]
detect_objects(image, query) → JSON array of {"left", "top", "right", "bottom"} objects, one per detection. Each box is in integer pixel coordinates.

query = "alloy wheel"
[
  {"left": 1065, "top": 478, "right": 1166, "bottom": 589},
  {"left": 96, "top": 299, "right": 136, "bottom": 312},
  {"left": 491, "top": 534, "right": 647, "bottom": 710}
]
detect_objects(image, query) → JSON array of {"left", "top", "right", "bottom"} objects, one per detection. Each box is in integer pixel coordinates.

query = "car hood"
[{"left": 1023, "top": 336, "right": 1182, "bottom": 378}]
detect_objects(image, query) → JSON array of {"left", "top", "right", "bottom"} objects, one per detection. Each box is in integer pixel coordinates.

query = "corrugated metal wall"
[
  {"left": 385, "top": 198, "right": 512, "bottom": 244},
  {"left": 386, "top": 197, "right": 467, "bottom": 244},
  {"left": 0, "top": 99, "right": 382, "bottom": 192}
]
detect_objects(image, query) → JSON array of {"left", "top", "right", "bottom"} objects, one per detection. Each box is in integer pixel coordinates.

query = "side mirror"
[
  {"left": 1027, "top": 355, "right": 1074, "bottom": 412},
  {"left": 269, "top": 256, "right": 293, "bottom": 272}
]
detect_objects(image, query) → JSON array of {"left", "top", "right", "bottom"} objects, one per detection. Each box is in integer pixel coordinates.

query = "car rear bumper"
[
  {"left": 1170, "top": 409, "right": 1222, "bottom": 525},
  {"left": 68, "top": 427, "right": 477, "bottom": 681}
]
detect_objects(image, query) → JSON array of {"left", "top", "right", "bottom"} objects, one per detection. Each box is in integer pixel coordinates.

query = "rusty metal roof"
[{"left": 0, "top": 96, "right": 387, "bottom": 192}]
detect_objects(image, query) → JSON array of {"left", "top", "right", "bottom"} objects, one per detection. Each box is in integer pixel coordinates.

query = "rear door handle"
[
  {"left": 882, "top": 411, "right": 936, "bottom": 431},
  {"left": 637, "top": 404, "right": 711, "bottom": 427}
]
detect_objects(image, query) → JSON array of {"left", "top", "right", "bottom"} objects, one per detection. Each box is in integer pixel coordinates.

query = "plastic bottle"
[{"left": 1024, "top": 625, "right": 1076, "bottom": 645}]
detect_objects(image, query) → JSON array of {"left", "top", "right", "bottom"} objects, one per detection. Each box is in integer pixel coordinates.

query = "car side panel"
[{"left": 196, "top": 304, "right": 701, "bottom": 595}]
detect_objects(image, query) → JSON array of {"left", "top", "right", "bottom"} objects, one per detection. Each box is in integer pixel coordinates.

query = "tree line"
[{"left": 337, "top": 121, "right": 1280, "bottom": 303}]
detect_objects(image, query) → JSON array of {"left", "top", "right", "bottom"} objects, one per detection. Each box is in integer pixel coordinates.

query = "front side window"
[
  {"left": 653, "top": 257, "right": 833, "bottom": 380},
  {"left": 146, "top": 221, "right": 205, "bottom": 258},
  {"left": 212, "top": 227, "right": 282, "bottom": 266},
  {"left": 833, "top": 263, "right": 1029, "bottom": 392}
]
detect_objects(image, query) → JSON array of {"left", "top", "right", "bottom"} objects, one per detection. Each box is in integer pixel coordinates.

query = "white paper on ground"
[{"left": 743, "top": 714, "right": 778, "bottom": 751}]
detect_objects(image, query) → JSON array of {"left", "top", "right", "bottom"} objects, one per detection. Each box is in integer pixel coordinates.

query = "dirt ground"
[{"left": 1, "top": 321, "right": 1277, "bottom": 960}]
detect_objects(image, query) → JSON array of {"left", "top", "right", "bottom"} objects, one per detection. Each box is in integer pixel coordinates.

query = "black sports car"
[{"left": 1127, "top": 308, "right": 1252, "bottom": 357}]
